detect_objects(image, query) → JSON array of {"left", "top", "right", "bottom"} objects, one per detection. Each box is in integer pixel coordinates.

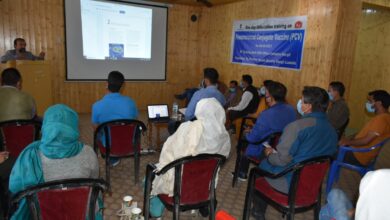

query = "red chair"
[
  {"left": 93, "top": 119, "right": 146, "bottom": 188},
  {"left": 0, "top": 119, "right": 41, "bottom": 158},
  {"left": 242, "top": 156, "right": 332, "bottom": 220},
  {"left": 143, "top": 154, "right": 226, "bottom": 220},
  {"left": 9, "top": 178, "right": 108, "bottom": 220}
]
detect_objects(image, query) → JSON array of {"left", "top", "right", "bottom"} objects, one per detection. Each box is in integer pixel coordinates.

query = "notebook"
[{"left": 147, "top": 104, "right": 170, "bottom": 122}]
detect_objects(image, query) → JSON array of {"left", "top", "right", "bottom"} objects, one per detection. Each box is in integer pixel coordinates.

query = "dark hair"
[
  {"left": 265, "top": 81, "right": 287, "bottom": 102},
  {"left": 13, "top": 38, "right": 25, "bottom": 47},
  {"left": 107, "top": 71, "right": 124, "bottom": 92},
  {"left": 242, "top": 74, "right": 253, "bottom": 85},
  {"left": 263, "top": 80, "right": 273, "bottom": 87},
  {"left": 203, "top": 68, "right": 219, "bottom": 84},
  {"left": 1, "top": 68, "right": 21, "bottom": 86},
  {"left": 230, "top": 80, "right": 238, "bottom": 86},
  {"left": 302, "top": 86, "right": 329, "bottom": 112},
  {"left": 329, "top": 81, "right": 345, "bottom": 97},
  {"left": 369, "top": 90, "right": 390, "bottom": 109}
]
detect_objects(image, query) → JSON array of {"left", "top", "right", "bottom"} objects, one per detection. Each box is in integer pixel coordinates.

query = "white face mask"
[
  {"left": 259, "top": 86, "right": 266, "bottom": 96},
  {"left": 297, "top": 99, "right": 305, "bottom": 116},
  {"left": 365, "top": 102, "right": 375, "bottom": 113}
]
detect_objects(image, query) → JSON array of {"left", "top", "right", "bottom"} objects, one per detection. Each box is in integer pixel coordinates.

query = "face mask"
[
  {"left": 239, "top": 81, "right": 244, "bottom": 89},
  {"left": 18, "top": 48, "right": 26, "bottom": 53},
  {"left": 297, "top": 99, "right": 305, "bottom": 116},
  {"left": 365, "top": 102, "right": 375, "bottom": 113},
  {"left": 328, "top": 92, "right": 334, "bottom": 101},
  {"left": 259, "top": 86, "right": 266, "bottom": 96},
  {"left": 229, "top": 88, "right": 236, "bottom": 93},
  {"left": 199, "top": 80, "right": 205, "bottom": 89}
]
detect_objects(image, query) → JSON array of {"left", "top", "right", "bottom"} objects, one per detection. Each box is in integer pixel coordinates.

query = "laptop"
[{"left": 147, "top": 104, "right": 170, "bottom": 122}]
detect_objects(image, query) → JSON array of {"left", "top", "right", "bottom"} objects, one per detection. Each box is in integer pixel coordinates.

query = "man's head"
[
  {"left": 107, "top": 71, "right": 125, "bottom": 93},
  {"left": 328, "top": 81, "right": 345, "bottom": 101},
  {"left": 241, "top": 74, "right": 253, "bottom": 88},
  {"left": 366, "top": 90, "right": 390, "bottom": 114},
  {"left": 203, "top": 68, "right": 219, "bottom": 87},
  {"left": 14, "top": 38, "right": 27, "bottom": 53},
  {"left": 1, "top": 68, "right": 22, "bottom": 89},
  {"left": 265, "top": 81, "right": 287, "bottom": 107},
  {"left": 298, "top": 86, "right": 329, "bottom": 115}
]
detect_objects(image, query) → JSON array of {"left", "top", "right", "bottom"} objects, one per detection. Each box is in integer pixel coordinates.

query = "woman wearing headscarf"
[
  {"left": 151, "top": 98, "right": 231, "bottom": 196},
  {"left": 355, "top": 169, "right": 390, "bottom": 220},
  {"left": 9, "top": 104, "right": 99, "bottom": 220}
]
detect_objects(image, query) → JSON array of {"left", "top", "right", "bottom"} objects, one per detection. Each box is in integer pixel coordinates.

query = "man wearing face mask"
[
  {"left": 251, "top": 86, "right": 337, "bottom": 220},
  {"left": 233, "top": 81, "right": 296, "bottom": 181},
  {"left": 339, "top": 90, "right": 390, "bottom": 166},
  {"left": 224, "top": 80, "right": 242, "bottom": 108},
  {"left": 327, "top": 81, "right": 350, "bottom": 135},
  {"left": 1, "top": 38, "right": 45, "bottom": 63}
]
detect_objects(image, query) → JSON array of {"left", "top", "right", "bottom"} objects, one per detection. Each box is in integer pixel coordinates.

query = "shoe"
[
  {"left": 109, "top": 158, "right": 120, "bottom": 167},
  {"left": 231, "top": 172, "right": 248, "bottom": 181},
  {"left": 199, "top": 207, "right": 209, "bottom": 217}
]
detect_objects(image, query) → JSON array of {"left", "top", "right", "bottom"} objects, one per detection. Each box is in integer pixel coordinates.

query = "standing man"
[
  {"left": 0, "top": 68, "right": 36, "bottom": 122},
  {"left": 1, "top": 38, "right": 45, "bottom": 63},
  {"left": 92, "top": 71, "right": 138, "bottom": 166},
  {"left": 327, "top": 81, "right": 350, "bottom": 136}
]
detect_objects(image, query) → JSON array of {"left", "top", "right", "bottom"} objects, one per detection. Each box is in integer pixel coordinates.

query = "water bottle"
[{"left": 172, "top": 102, "right": 178, "bottom": 120}]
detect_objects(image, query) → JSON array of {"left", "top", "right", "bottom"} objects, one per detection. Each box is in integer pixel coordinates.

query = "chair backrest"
[
  {"left": 11, "top": 178, "right": 107, "bottom": 220},
  {"left": 289, "top": 156, "right": 331, "bottom": 206},
  {"left": 0, "top": 120, "right": 41, "bottom": 157},
  {"left": 159, "top": 154, "right": 226, "bottom": 205},
  {"left": 94, "top": 119, "right": 146, "bottom": 157}
]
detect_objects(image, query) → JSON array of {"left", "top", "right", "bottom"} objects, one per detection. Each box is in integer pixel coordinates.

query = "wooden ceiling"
[{"left": 146, "top": 0, "right": 245, "bottom": 7}]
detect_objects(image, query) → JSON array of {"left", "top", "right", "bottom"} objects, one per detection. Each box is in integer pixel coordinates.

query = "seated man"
[
  {"left": 92, "top": 71, "right": 138, "bottom": 166},
  {"left": 224, "top": 80, "right": 243, "bottom": 109},
  {"left": 0, "top": 151, "right": 15, "bottom": 219},
  {"left": 184, "top": 68, "right": 226, "bottom": 121},
  {"left": 0, "top": 68, "right": 36, "bottom": 122},
  {"left": 327, "top": 81, "right": 350, "bottom": 135},
  {"left": 234, "top": 81, "right": 296, "bottom": 180},
  {"left": 252, "top": 86, "right": 338, "bottom": 220},
  {"left": 339, "top": 90, "right": 390, "bottom": 166},
  {"left": 1, "top": 38, "right": 45, "bottom": 63},
  {"left": 227, "top": 74, "right": 260, "bottom": 126}
]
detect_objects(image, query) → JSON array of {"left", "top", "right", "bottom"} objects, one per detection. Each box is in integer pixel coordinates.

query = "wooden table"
[{"left": 147, "top": 120, "right": 169, "bottom": 151}]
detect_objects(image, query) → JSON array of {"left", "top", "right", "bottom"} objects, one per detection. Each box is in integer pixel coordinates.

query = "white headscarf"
[
  {"left": 151, "top": 98, "right": 231, "bottom": 196},
  {"left": 355, "top": 169, "right": 390, "bottom": 220}
]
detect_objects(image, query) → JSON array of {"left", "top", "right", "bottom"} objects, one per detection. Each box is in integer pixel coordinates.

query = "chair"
[
  {"left": 0, "top": 119, "right": 42, "bottom": 158},
  {"left": 325, "top": 138, "right": 390, "bottom": 194},
  {"left": 143, "top": 154, "right": 226, "bottom": 220},
  {"left": 9, "top": 178, "right": 108, "bottom": 220},
  {"left": 93, "top": 119, "right": 147, "bottom": 188},
  {"left": 232, "top": 130, "right": 282, "bottom": 187},
  {"left": 242, "top": 156, "right": 332, "bottom": 220},
  {"left": 336, "top": 118, "right": 349, "bottom": 140}
]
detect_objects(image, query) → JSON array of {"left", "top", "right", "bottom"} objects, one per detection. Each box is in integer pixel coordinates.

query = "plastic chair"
[
  {"left": 232, "top": 131, "right": 282, "bottom": 187},
  {"left": 0, "top": 119, "right": 41, "bottom": 157},
  {"left": 9, "top": 178, "right": 108, "bottom": 220},
  {"left": 143, "top": 154, "right": 226, "bottom": 220},
  {"left": 242, "top": 156, "right": 332, "bottom": 220},
  {"left": 325, "top": 138, "right": 390, "bottom": 194},
  {"left": 216, "top": 210, "right": 236, "bottom": 220},
  {"left": 93, "top": 119, "right": 147, "bottom": 188}
]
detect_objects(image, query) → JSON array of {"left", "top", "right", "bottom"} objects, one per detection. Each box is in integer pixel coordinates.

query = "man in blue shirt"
[
  {"left": 234, "top": 81, "right": 296, "bottom": 180},
  {"left": 92, "top": 71, "right": 138, "bottom": 166},
  {"left": 184, "top": 68, "right": 226, "bottom": 121},
  {"left": 252, "top": 86, "right": 338, "bottom": 220},
  {"left": 1, "top": 38, "right": 45, "bottom": 63}
]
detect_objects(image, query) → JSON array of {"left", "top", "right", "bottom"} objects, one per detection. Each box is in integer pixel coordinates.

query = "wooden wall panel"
[
  {"left": 197, "top": 0, "right": 361, "bottom": 105},
  {"left": 349, "top": 9, "right": 390, "bottom": 129},
  {"left": 0, "top": 0, "right": 202, "bottom": 113},
  {"left": 363, "top": 0, "right": 390, "bottom": 7}
]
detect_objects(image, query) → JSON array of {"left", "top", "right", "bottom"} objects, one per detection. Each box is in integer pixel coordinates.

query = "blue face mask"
[
  {"left": 365, "top": 102, "right": 375, "bottom": 113},
  {"left": 229, "top": 88, "right": 236, "bottom": 93},
  {"left": 259, "top": 86, "right": 266, "bottom": 96},
  {"left": 239, "top": 81, "right": 244, "bottom": 89},
  {"left": 328, "top": 92, "right": 334, "bottom": 101},
  {"left": 297, "top": 99, "right": 305, "bottom": 116}
]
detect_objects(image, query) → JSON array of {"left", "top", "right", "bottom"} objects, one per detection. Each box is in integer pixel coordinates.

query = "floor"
[{"left": 78, "top": 113, "right": 390, "bottom": 220}]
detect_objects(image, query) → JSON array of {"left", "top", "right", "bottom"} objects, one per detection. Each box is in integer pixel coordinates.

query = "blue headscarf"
[{"left": 9, "top": 104, "right": 84, "bottom": 220}]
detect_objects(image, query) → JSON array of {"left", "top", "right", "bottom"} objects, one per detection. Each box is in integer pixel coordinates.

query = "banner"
[{"left": 231, "top": 16, "right": 307, "bottom": 70}]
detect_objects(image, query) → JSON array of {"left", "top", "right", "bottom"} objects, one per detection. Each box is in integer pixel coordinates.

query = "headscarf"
[
  {"left": 355, "top": 169, "right": 390, "bottom": 220},
  {"left": 9, "top": 104, "right": 84, "bottom": 220},
  {"left": 152, "top": 98, "right": 231, "bottom": 196}
]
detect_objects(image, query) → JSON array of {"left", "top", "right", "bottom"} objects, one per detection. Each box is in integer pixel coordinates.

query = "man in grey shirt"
[
  {"left": 327, "top": 81, "right": 350, "bottom": 137},
  {"left": 1, "top": 38, "right": 45, "bottom": 63}
]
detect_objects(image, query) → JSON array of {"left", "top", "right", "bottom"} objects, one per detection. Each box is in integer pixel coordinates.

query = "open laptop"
[{"left": 147, "top": 104, "right": 170, "bottom": 122}]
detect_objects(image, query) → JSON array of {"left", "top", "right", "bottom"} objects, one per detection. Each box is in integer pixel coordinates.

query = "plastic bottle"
[{"left": 172, "top": 102, "right": 178, "bottom": 120}]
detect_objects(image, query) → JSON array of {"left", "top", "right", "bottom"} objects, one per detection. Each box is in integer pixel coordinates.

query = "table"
[{"left": 147, "top": 120, "right": 169, "bottom": 151}]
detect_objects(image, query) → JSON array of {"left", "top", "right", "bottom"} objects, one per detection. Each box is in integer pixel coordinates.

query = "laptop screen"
[{"left": 147, "top": 105, "right": 169, "bottom": 119}]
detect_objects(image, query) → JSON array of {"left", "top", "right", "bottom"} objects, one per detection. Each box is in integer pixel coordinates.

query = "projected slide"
[{"left": 80, "top": 0, "right": 152, "bottom": 60}]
